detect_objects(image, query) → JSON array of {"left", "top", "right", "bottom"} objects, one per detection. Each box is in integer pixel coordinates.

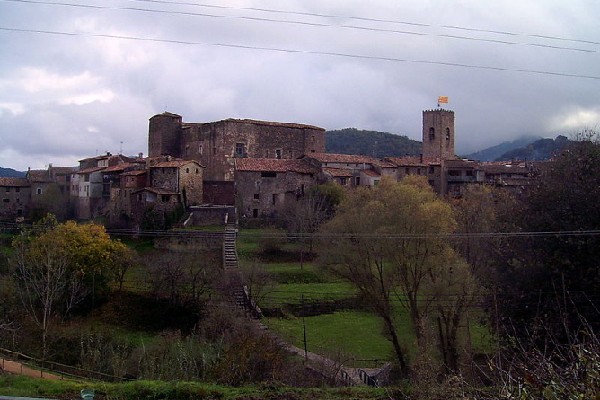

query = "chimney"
[{"left": 138, "top": 152, "right": 143, "bottom": 159}]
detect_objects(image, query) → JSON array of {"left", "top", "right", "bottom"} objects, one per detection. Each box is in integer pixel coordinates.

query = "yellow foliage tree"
[{"left": 12, "top": 214, "right": 135, "bottom": 358}]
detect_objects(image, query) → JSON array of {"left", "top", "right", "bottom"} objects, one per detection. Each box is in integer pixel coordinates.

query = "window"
[
  {"left": 253, "top": 209, "right": 258, "bottom": 218},
  {"left": 15, "top": 187, "right": 20, "bottom": 193},
  {"left": 185, "top": 145, "right": 190, "bottom": 157},
  {"left": 199, "top": 144, "right": 203, "bottom": 155},
  {"left": 340, "top": 177, "right": 347, "bottom": 185},
  {"left": 2, "top": 198, "right": 9, "bottom": 203},
  {"left": 417, "top": 168, "right": 421, "bottom": 175},
  {"left": 195, "top": 168, "right": 199, "bottom": 174},
  {"left": 253, "top": 193, "right": 260, "bottom": 200},
  {"left": 84, "top": 174, "right": 89, "bottom": 182},
  {"left": 161, "top": 194, "right": 170, "bottom": 202},
  {"left": 275, "top": 149, "right": 282, "bottom": 159},
  {"left": 429, "top": 127, "right": 435, "bottom": 141},
  {"left": 445, "top": 128, "right": 451, "bottom": 140},
  {"left": 405, "top": 167, "right": 410, "bottom": 175},
  {"left": 5, "top": 187, "right": 9, "bottom": 192},
  {"left": 186, "top": 168, "right": 190, "bottom": 173},
  {"left": 448, "top": 170, "right": 461, "bottom": 176},
  {"left": 374, "top": 180, "right": 380, "bottom": 186},
  {"left": 355, "top": 177, "right": 361, "bottom": 186},
  {"left": 429, "top": 166, "right": 434, "bottom": 174},
  {"left": 261, "top": 172, "right": 276, "bottom": 178},
  {"left": 235, "top": 143, "right": 246, "bottom": 157},
  {"left": 36, "top": 187, "right": 42, "bottom": 195},
  {"left": 272, "top": 194, "right": 277, "bottom": 205}
]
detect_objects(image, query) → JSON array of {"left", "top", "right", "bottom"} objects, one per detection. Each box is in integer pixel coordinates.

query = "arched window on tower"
[
  {"left": 445, "top": 128, "right": 451, "bottom": 140},
  {"left": 429, "top": 127, "right": 435, "bottom": 141}
]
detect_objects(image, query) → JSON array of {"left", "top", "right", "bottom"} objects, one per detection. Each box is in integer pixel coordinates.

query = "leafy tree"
[
  {"left": 11, "top": 215, "right": 135, "bottom": 357},
  {"left": 319, "top": 177, "right": 477, "bottom": 375}
]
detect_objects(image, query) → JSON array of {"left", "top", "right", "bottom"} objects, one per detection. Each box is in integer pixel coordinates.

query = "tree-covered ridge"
[
  {"left": 495, "top": 135, "right": 570, "bottom": 161},
  {"left": 0, "top": 167, "right": 25, "bottom": 177},
  {"left": 325, "top": 128, "right": 422, "bottom": 158}
]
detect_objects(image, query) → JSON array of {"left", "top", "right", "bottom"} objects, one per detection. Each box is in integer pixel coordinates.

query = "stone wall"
[{"left": 235, "top": 170, "right": 317, "bottom": 218}]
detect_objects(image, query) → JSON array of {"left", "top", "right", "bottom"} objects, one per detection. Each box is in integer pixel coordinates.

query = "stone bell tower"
[{"left": 422, "top": 109, "right": 455, "bottom": 160}]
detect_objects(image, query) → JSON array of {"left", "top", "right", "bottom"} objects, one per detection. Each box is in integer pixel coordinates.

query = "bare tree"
[
  {"left": 319, "top": 177, "right": 478, "bottom": 376},
  {"left": 12, "top": 233, "right": 83, "bottom": 358}
]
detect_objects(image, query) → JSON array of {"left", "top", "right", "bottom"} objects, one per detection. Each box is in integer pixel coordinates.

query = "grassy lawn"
[
  {"left": 265, "top": 311, "right": 393, "bottom": 365},
  {"left": 237, "top": 227, "right": 494, "bottom": 366},
  {"left": 0, "top": 375, "right": 391, "bottom": 399}
]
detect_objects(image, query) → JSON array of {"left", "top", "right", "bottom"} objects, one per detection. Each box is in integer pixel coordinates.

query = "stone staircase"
[{"left": 222, "top": 223, "right": 261, "bottom": 318}]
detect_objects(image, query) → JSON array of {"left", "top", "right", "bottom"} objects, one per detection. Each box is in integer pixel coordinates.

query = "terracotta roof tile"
[
  {"left": 77, "top": 166, "right": 106, "bottom": 174},
  {"left": 322, "top": 167, "right": 354, "bottom": 177},
  {"left": 444, "top": 159, "right": 479, "bottom": 168},
  {"left": 151, "top": 160, "right": 203, "bottom": 168},
  {"left": 480, "top": 163, "right": 529, "bottom": 175},
  {"left": 26, "top": 169, "right": 51, "bottom": 182},
  {"left": 133, "top": 187, "right": 179, "bottom": 195},
  {"left": 183, "top": 119, "right": 324, "bottom": 131},
  {"left": 235, "top": 158, "right": 317, "bottom": 174},
  {"left": 0, "top": 177, "right": 30, "bottom": 187},
  {"left": 306, "top": 153, "right": 377, "bottom": 164},
  {"left": 384, "top": 156, "right": 449, "bottom": 166},
  {"left": 121, "top": 170, "right": 147, "bottom": 176},
  {"left": 362, "top": 169, "right": 381, "bottom": 177}
]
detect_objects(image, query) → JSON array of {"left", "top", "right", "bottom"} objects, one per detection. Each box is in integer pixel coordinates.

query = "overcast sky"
[{"left": 1, "top": 0, "right": 599, "bottom": 170}]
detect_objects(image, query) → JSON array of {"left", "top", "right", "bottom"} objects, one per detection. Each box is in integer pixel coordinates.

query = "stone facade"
[
  {"left": 148, "top": 113, "right": 326, "bottom": 182},
  {"left": 234, "top": 158, "right": 318, "bottom": 218},
  {"left": 0, "top": 178, "right": 30, "bottom": 221},
  {"left": 149, "top": 160, "right": 203, "bottom": 207},
  {"left": 422, "top": 109, "right": 455, "bottom": 160}
]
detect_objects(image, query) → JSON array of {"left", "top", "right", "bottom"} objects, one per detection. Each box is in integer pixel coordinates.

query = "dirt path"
[{"left": 0, "top": 358, "right": 61, "bottom": 380}]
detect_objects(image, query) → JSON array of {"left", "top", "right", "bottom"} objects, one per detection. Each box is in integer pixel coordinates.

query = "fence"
[{"left": 0, "top": 347, "right": 125, "bottom": 382}]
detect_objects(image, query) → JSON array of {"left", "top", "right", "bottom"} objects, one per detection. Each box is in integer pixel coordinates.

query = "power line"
[
  {"left": 1, "top": 26, "right": 599, "bottom": 81},
  {"left": 127, "top": 0, "right": 600, "bottom": 47},
  {"left": 2, "top": 0, "right": 598, "bottom": 54}
]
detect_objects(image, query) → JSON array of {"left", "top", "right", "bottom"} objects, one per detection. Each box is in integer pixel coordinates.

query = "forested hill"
[
  {"left": 326, "top": 128, "right": 422, "bottom": 158},
  {"left": 0, "top": 167, "right": 25, "bottom": 177},
  {"left": 463, "top": 136, "right": 541, "bottom": 161},
  {"left": 495, "top": 135, "right": 571, "bottom": 161}
]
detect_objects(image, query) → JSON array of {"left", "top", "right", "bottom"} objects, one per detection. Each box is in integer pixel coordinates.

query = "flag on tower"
[{"left": 437, "top": 96, "right": 449, "bottom": 106}]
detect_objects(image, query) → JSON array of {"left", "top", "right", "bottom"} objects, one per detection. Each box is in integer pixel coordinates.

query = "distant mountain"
[
  {"left": 496, "top": 135, "right": 570, "bottom": 161},
  {"left": 0, "top": 167, "right": 25, "bottom": 178},
  {"left": 326, "top": 128, "right": 422, "bottom": 158},
  {"left": 463, "top": 135, "right": 542, "bottom": 161}
]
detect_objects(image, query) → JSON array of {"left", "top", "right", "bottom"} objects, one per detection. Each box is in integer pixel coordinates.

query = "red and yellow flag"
[{"left": 437, "top": 96, "right": 449, "bottom": 104}]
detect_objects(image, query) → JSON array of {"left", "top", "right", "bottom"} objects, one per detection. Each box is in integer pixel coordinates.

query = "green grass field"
[{"left": 237, "top": 227, "right": 495, "bottom": 365}]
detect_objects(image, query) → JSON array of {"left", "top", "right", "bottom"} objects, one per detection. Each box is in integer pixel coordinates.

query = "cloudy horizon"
[{"left": 1, "top": 0, "right": 599, "bottom": 171}]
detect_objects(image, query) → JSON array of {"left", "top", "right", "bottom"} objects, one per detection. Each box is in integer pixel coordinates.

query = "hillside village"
[{"left": 0, "top": 108, "right": 537, "bottom": 226}]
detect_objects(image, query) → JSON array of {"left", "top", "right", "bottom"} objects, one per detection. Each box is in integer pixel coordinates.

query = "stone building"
[
  {"left": 303, "top": 153, "right": 383, "bottom": 187},
  {"left": 234, "top": 158, "right": 318, "bottom": 218},
  {"left": 0, "top": 177, "right": 30, "bottom": 221},
  {"left": 148, "top": 112, "right": 326, "bottom": 204},
  {"left": 149, "top": 159, "right": 204, "bottom": 207}
]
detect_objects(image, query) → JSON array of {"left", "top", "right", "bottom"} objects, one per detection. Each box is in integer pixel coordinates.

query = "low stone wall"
[
  {"left": 153, "top": 232, "right": 224, "bottom": 251},
  {"left": 186, "top": 205, "right": 236, "bottom": 226}
]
